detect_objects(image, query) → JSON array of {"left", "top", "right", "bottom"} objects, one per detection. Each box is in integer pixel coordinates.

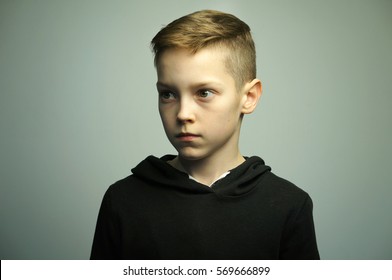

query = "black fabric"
[{"left": 90, "top": 155, "right": 319, "bottom": 259}]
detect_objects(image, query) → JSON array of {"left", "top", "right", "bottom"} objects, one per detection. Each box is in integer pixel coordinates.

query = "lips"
[{"left": 176, "top": 132, "right": 200, "bottom": 141}]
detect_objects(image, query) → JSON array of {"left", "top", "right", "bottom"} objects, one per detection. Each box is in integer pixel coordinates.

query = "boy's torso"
[{"left": 93, "top": 155, "right": 316, "bottom": 259}]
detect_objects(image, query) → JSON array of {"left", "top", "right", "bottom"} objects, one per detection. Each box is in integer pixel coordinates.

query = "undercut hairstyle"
[{"left": 151, "top": 10, "right": 256, "bottom": 90}]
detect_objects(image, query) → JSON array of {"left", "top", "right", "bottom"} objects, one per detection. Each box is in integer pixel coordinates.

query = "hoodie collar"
[{"left": 132, "top": 155, "right": 271, "bottom": 197}]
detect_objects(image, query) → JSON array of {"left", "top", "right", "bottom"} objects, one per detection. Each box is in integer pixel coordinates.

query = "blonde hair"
[{"left": 151, "top": 10, "right": 256, "bottom": 90}]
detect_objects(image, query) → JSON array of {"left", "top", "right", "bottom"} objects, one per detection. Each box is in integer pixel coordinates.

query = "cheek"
[
  {"left": 221, "top": 102, "right": 243, "bottom": 122},
  {"left": 159, "top": 107, "right": 174, "bottom": 128},
  {"left": 158, "top": 108, "right": 168, "bottom": 125},
  {"left": 210, "top": 111, "right": 237, "bottom": 130}
]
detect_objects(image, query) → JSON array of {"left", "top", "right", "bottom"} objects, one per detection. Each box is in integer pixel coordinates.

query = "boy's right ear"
[{"left": 241, "top": 79, "right": 262, "bottom": 114}]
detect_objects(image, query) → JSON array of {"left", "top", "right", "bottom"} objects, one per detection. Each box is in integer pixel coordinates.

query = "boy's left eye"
[{"left": 197, "top": 89, "right": 214, "bottom": 98}]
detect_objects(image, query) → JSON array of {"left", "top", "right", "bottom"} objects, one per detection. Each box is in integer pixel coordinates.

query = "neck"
[{"left": 169, "top": 151, "right": 245, "bottom": 186}]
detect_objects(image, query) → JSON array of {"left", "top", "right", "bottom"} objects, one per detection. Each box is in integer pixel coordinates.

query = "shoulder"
[
  {"left": 257, "top": 171, "right": 313, "bottom": 211},
  {"left": 263, "top": 172, "right": 308, "bottom": 196},
  {"left": 104, "top": 173, "right": 149, "bottom": 201},
  {"left": 104, "top": 155, "right": 173, "bottom": 197}
]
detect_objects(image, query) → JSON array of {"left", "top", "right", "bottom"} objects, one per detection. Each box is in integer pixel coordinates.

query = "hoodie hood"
[{"left": 132, "top": 155, "right": 271, "bottom": 197}]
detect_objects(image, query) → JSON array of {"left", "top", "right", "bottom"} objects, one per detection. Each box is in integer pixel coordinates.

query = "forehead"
[{"left": 156, "top": 47, "right": 234, "bottom": 86}]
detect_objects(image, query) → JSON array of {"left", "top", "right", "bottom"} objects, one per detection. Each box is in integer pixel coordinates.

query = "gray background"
[{"left": 1, "top": 0, "right": 391, "bottom": 259}]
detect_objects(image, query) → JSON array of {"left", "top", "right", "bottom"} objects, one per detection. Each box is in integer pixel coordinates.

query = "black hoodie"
[{"left": 90, "top": 155, "right": 319, "bottom": 259}]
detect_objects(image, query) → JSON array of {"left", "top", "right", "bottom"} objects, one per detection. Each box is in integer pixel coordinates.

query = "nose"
[{"left": 176, "top": 97, "right": 195, "bottom": 123}]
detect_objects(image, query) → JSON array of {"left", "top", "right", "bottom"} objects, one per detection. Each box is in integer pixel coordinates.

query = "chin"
[{"left": 176, "top": 148, "right": 207, "bottom": 162}]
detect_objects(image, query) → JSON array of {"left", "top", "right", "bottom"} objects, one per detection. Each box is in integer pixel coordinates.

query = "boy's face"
[{"left": 156, "top": 47, "right": 249, "bottom": 162}]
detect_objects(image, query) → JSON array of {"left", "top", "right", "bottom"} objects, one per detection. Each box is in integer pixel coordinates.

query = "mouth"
[{"left": 176, "top": 132, "right": 200, "bottom": 141}]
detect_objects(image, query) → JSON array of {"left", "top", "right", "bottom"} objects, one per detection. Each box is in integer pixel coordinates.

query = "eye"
[
  {"left": 159, "top": 91, "right": 176, "bottom": 102},
  {"left": 197, "top": 89, "right": 214, "bottom": 99}
]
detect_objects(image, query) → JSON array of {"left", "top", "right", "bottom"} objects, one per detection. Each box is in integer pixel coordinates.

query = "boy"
[{"left": 91, "top": 10, "right": 319, "bottom": 259}]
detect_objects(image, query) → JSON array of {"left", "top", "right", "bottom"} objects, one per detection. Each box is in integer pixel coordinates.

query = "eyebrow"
[
  {"left": 156, "top": 81, "right": 172, "bottom": 88},
  {"left": 156, "top": 81, "right": 223, "bottom": 90}
]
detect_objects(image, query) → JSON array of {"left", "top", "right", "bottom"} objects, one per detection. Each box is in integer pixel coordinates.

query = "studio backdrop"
[{"left": 1, "top": 0, "right": 391, "bottom": 259}]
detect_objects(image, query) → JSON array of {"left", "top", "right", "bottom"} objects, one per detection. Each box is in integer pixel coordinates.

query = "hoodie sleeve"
[
  {"left": 279, "top": 194, "right": 320, "bottom": 260},
  {"left": 90, "top": 187, "right": 121, "bottom": 260}
]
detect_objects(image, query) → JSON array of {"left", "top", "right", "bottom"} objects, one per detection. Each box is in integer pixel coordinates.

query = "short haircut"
[{"left": 151, "top": 10, "right": 256, "bottom": 90}]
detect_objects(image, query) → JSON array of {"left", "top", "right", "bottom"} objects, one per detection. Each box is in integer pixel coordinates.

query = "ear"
[{"left": 241, "top": 79, "right": 262, "bottom": 114}]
